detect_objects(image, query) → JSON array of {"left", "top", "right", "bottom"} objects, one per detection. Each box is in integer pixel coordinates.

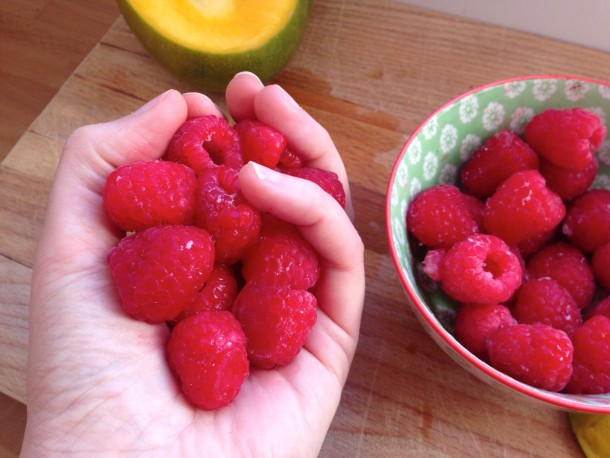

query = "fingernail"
[
  {"left": 249, "top": 161, "right": 280, "bottom": 181},
  {"left": 132, "top": 89, "right": 174, "bottom": 115},
  {"left": 276, "top": 85, "right": 301, "bottom": 110},
  {"left": 235, "top": 71, "right": 263, "bottom": 85}
]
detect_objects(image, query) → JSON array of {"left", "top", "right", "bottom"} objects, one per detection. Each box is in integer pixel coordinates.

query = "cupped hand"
[{"left": 22, "top": 73, "right": 365, "bottom": 458}]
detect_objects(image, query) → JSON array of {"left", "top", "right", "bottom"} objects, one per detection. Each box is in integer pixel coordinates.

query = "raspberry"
[
  {"left": 460, "top": 129, "right": 539, "bottom": 198},
  {"left": 454, "top": 303, "right": 516, "bottom": 361},
  {"left": 165, "top": 115, "right": 243, "bottom": 173},
  {"left": 482, "top": 170, "right": 565, "bottom": 245},
  {"left": 592, "top": 241, "right": 610, "bottom": 291},
  {"left": 278, "top": 147, "right": 303, "bottom": 169},
  {"left": 439, "top": 234, "right": 523, "bottom": 305},
  {"left": 407, "top": 184, "right": 480, "bottom": 249},
  {"left": 512, "top": 278, "right": 582, "bottom": 337},
  {"left": 281, "top": 166, "right": 346, "bottom": 208},
  {"left": 108, "top": 225, "right": 215, "bottom": 323},
  {"left": 526, "top": 242, "right": 595, "bottom": 310},
  {"left": 233, "top": 282, "right": 317, "bottom": 369},
  {"left": 175, "top": 264, "right": 238, "bottom": 322},
  {"left": 242, "top": 215, "right": 319, "bottom": 290},
  {"left": 562, "top": 189, "right": 610, "bottom": 253},
  {"left": 539, "top": 156, "right": 598, "bottom": 201},
  {"left": 525, "top": 108, "right": 606, "bottom": 171},
  {"left": 103, "top": 160, "right": 197, "bottom": 232},
  {"left": 487, "top": 323, "right": 573, "bottom": 392},
  {"left": 422, "top": 248, "right": 445, "bottom": 282},
  {"left": 194, "top": 166, "right": 261, "bottom": 264},
  {"left": 588, "top": 297, "right": 610, "bottom": 320},
  {"left": 564, "top": 315, "right": 610, "bottom": 394},
  {"left": 234, "top": 119, "right": 287, "bottom": 169},
  {"left": 167, "top": 311, "right": 249, "bottom": 410}
]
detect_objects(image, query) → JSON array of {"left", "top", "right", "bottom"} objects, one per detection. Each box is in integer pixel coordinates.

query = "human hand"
[{"left": 22, "top": 73, "right": 365, "bottom": 457}]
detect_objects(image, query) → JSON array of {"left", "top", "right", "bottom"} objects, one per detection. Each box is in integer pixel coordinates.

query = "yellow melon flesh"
[{"left": 119, "top": 0, "right": 312, "bottom": 92}]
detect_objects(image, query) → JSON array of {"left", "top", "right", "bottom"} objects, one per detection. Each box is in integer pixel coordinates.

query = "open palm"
[{"left": 22, "top": 73, "right": 365, "bottom": 457}]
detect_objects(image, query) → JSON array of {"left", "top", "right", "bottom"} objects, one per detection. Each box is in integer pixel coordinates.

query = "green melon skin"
[{"left": 118, "top": 0, "right": 313, "bottom": 93}]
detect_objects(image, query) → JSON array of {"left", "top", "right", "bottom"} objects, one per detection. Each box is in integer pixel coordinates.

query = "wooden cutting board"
[{"left": 4, "top": 0, "right": 608, "bottom": 455}]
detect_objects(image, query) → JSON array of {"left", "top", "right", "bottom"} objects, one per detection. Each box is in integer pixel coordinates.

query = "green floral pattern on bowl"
[{"left": 387, "top": 76, "right": 610, "bottom": 411}]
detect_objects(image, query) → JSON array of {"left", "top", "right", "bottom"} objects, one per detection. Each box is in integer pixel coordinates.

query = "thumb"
[{"left": 35, "top": 90, "right": 189, "bottom": 275}]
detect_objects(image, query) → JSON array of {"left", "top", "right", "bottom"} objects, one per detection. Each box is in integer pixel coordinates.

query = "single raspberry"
[
  {"left": 175, "top": 264, "right": 238, "bottom": 322},
  {"left": 587, "top": 297, "right": 610, "bottom": 320},
  {"left": 194, "top": 166, "right": 261, "bottom": 264},
  {"left": 108, "top": 225, "right": 215, "bottom": 323},
  {"left": 482, "top": 170, "right": 565, "bottom": 245},
  {"left": 422, "top": 248, "right": 446, "bottom": 282},
  {"left": 167, "top": 311, "right": 249, "bottom": 410},
  {"left": 234, "top": 119, "right": 287, "bottom": 169},
  {"left": 439, "top": 234, "right": 523, "bottom": 305},
  {"left": 281, "top": 166, "right": 346, "bottom": 208},
  {"left": 564, "top": 315, "right": 610, "bottom": 394},
  {"left": 278, "top": 147, "right": 303, "bottom": 169},
  {"left": 487, "top": 323, "right": 573, "bottom": 392},
  {"left": 525, "top": 108, "right": 606, "bottom": 171},
  {"left": 165, "top": 115, "right": 243, "bottom": 173},
  {"left": 407, "top": 184, "right": 480, "bottom": 249},
  {"left": 103, "top": 160, "right": 197, "bottom": 232},
  {"left": 454, "top": 303, "right": 516, "bottom": 361},
  {"left": 526, "top": 242, "right": 595, "bottom": 310},
  {"left": 592, "top": 241, "right": 610, "bottom": 291},
  {"left": 512, "top": 278, "right": 582, "bottom": 337},
  {"left": 233, "top": 282, "right": 317, "bottom": 369},
  {"left": 460, "top": 129, "right": 539, "bottom": 198},
  {"left": 539, "top": 156, "right": 598, "bottom": 201},
  {"left": 242, "top": 215, "right": 319, "bottom": 290},
  {"left": 562, "top": 189, "right": 610, "bottom": 253}
]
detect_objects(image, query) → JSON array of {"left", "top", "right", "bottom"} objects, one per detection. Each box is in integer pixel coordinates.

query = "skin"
[{"left": 22, "top": 72, "right": 365, "bottom": 457}]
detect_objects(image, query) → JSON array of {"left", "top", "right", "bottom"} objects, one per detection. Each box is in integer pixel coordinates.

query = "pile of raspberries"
[
  {"left": 407, "top": 107, "right": 610, "bottom": 394},
  {"left": 103, "top": 115, "right": 345, "bottom": 409}
]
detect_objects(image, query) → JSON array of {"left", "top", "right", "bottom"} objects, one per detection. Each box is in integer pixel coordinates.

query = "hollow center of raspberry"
[
  {"left": 203, "top": 141, "right": 226, "bottom": 166},
  {"left": 482, "top": 256, "right": 503, "bottom": 279}
]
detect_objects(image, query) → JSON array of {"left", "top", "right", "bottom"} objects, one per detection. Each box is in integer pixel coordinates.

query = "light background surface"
[{"left": 397, "top": 0, "right": 610, "bottom": 53}]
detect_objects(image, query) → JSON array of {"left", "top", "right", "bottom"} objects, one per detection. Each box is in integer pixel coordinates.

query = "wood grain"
[{"left": 3, "top": 0, "right": 606, "bottom": 455}]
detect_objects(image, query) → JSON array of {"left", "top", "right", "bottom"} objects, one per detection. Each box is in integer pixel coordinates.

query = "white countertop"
[{"left": 398, "top": 0, "right": 610, "bottom": 53}]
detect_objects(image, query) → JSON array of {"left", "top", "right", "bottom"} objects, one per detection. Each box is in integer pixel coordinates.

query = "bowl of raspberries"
[{"left": 386, "top": 75, "right": 610, "bottom": 413}]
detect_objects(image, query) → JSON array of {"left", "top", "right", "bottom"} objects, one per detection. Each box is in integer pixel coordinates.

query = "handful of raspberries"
[
  {"left": 103, "top": 115, "right": 346, "bottom": 410},
  {"left": 407, "top": 107, "right": 610, "bottom": 395}
]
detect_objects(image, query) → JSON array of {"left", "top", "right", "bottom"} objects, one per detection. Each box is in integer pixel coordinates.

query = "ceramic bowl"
[{"left": 386, "top": 75, "right": 610, "bottom": 413}]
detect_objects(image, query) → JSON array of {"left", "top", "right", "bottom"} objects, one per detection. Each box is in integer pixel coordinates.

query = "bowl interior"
[{"left": 387, "top": 75, "right": 610, "bottom": 413}]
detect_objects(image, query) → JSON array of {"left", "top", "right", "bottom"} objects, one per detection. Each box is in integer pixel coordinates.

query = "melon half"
[{"left": 119, "top": 0, "right": 313, "bottom": 92}]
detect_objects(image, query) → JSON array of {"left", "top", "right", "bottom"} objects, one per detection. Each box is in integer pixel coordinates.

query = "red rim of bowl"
[{"left": 385, "top": 74, "right": 610, "bottom": 413}]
